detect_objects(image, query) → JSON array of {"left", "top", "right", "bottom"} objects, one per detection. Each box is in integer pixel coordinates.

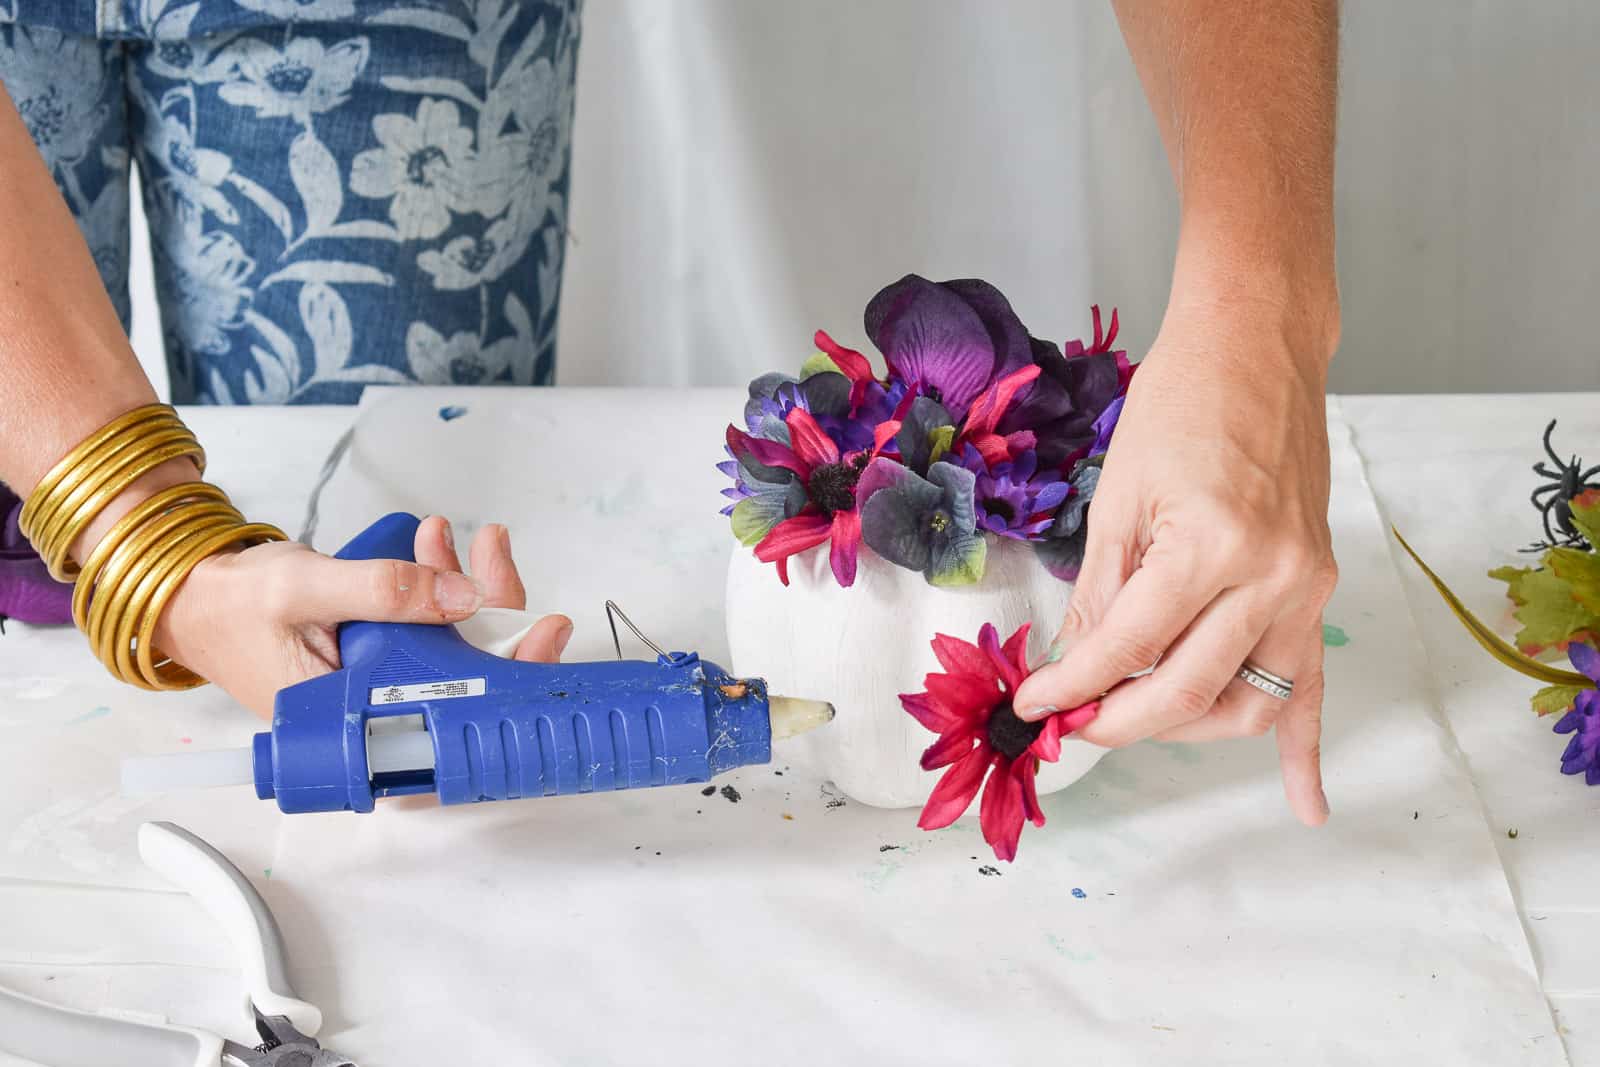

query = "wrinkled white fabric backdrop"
[{"left": 130, "top": 0, "right": 1600, "bottom": 395}]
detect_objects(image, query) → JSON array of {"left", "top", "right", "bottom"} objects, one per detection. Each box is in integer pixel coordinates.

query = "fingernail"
[
  {"left": 1318, "top": 788, "right": 1331, "bottom": 818},
  {"left": 554, "top": 620, "right": 573, "bottom": 656},
  {"left": 440, "top": 519, "right": 455, "bottom": 552},
  {"left": 436, "top": 572, "right": 482, "bottom": 613},
  {"left": 1023, "top": 704, "right": 1060, "bottom": 721},
  {"left": 499, "top": 525, "right": 513, "bottom": 552},
  {"left": 1044, "top": 641, "right": 1064, "bottom": 665}
]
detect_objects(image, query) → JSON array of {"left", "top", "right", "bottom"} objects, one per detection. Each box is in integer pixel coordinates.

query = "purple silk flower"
[
  {"left": 863, "top": 275, "right": 1032, "bottom": 421},
  {"left": 1, "top": 484, "right": 72, "bottom": 626},
  {"left": 957, "top": 445, "right": 1070, "bottom": 540},
  {"left": 1554, "top": 641, "right": 1600, "bottom": 785}
]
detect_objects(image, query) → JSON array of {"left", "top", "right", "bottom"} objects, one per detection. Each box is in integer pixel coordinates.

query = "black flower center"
[
  {"left": 265, "top": 62, "right": 314, "bottom": 95},
  {"left": 982, "top": 497, "right": 1015, "bottom": 522},
  {"left": 986, "top": 699, "right": 1043, "bottom": 761},
  {"left": 406, "top": 145, "right": 448, "bottom": 187},
  {"left": 808, "top": 462, "right": 859, "bottom": 516}
]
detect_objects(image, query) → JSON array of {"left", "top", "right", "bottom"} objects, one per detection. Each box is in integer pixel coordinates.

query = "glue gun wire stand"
[{"left": 122, "top": 513, "right": 835, "bottom": 813}]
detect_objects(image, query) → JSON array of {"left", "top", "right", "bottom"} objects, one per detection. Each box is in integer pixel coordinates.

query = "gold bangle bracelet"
[
  {"left": 132, "top": 521, "right": 286, "bottom": 689},
  {"left": 22, "top": 411, "right": 199, "bottom": 562},
  {"left": 72, "top": 483, "right": 234, "bottom": 630},
  {"left": 25, "top": 412, "right": 187, "bottom": 559},
  {"left": 107, "top": 514, "right": 240, "bottom": 688},
  {"left": 82, "top": 495, "right": 240, "bottom": 655},
  {"left": 88, "top": 506, "right": 242, "bottom": 681},
  {"left": 32, "top": 428, "right": 204, "bottom": 580},
  {"left": 19, "top": 404, "right": 177, "bottom": 533}
]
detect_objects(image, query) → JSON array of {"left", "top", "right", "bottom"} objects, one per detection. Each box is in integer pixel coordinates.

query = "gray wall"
[{"left": 1331, "top": 0, "right": 1600, "bottom": 393}]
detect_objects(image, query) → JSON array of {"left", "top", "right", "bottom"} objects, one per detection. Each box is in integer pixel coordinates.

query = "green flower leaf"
[
  {"left": 927, "top": 425, "right": 955, "bottom": 466},
  {"left": 799, "top": 351, "right": 840, "bottom": 379},
  {"left": 1504, "top": 565, "right": 1600, "bottom": 655},
  {"left": 927, "top": 531, "right": 987, "bottom": 587},
  {"left": 1531, "top": 683, "right": 1587, "bottom": 717},
  {"left": 731, "top": 494, "right": 784, "bottom": 547},
  {"left": 1549, "top": 546, "right": 1600, "bottom": 613},
  {"left": 1569, "top": 490, "right": 1600, "bottom": 546}
]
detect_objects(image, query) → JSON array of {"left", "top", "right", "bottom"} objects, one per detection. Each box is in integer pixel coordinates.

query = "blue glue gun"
[{"left": 120, "top": 513, "right": 834, "bottom": 813}]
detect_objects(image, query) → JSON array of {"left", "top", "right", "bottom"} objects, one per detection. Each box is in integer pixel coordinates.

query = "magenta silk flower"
[{"left": 901, "top": 622, "right": 1098, "bottom": 862}]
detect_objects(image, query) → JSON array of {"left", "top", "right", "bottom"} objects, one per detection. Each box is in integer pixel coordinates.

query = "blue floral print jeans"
[{"left": 0, "top": 0, "right": 580, "bottom": 403}]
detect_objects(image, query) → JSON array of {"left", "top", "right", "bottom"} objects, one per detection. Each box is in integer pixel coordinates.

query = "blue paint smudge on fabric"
[
  {"left": 1071, "top": 887, "right": 1087, "bottom": 899},
  {"left": 67, "top": 706, "right": 110, "bottom": 726},
  {"left": 439, "top": 405, "right": 469, "bottom": 422}
]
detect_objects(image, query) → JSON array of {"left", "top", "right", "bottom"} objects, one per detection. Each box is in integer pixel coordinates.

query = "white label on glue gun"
[{"left": 369, "top": 677, "right": 486, "bottom": 706}]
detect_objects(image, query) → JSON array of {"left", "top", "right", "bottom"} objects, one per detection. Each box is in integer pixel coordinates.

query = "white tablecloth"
[{"left": 0, "top": 390, "right": 1587, "bottom": 1066}]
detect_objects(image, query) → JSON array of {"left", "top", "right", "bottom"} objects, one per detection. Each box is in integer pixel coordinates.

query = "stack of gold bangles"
[{"left": 17, "top": 403, "right": 286, "bottom": 690}]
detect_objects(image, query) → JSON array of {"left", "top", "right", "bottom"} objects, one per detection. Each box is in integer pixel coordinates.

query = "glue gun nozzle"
[{"left": 768, "top": 696, "right": 835, "bottom": 740}]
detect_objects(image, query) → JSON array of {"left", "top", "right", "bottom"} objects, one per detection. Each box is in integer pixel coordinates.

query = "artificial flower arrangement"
[
  {"left": 0, "top": 485, "right": 70, "bottom": 631},
  {"left": 719, "top": 274, "right": 1133, "bottom": 589},
  {"left": 901, "top": 622, "right": 1098, "bottom": 861},
  {"left": 1397, "top": 423, "right": 1600, "bottom": 786}
]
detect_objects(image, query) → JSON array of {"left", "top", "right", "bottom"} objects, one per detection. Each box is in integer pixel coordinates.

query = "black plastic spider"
[{"left": 1528, "top": 419, "right": 1600, "bottom": 551}]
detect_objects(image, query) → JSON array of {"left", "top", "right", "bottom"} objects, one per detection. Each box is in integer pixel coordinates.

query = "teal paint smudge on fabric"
[
  {"left": 66, "top": 706, "right": 110, "bottom": 726},
  {"left": 1322, "top": 623, "right": 1350, "bottom": 647},
  {"left": 1150, "top": 741, "right": 1203, "bottom": 765},
  {"left": 1046, "top": 934, "right": 1096, "bottom": 962}
]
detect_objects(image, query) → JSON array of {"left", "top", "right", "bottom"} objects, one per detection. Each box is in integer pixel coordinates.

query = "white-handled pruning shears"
[{"left": 0, "top": 822, "right": 355, "bottom": 1067}]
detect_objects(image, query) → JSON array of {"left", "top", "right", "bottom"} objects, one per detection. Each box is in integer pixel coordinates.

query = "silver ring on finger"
[{"left": 1236, "top": 660, "right": 1294, "bottom": 701}]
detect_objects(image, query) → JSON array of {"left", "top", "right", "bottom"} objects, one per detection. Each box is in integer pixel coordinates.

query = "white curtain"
[
  {"left": 556, "top": 0, "right": 1177, "bottom": 388},
  {"left": 129, "top": 1, "right": 1600, "bottom": 396}
]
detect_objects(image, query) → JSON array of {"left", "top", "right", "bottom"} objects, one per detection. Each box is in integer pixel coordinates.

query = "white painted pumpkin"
[{"left": 725, "top": 536, "right": 1106, "bottom": 810}]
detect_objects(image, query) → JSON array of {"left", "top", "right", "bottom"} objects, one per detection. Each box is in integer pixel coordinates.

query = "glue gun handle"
[{"left": 333, "top": 512, "right": 423, "bottom": 666}]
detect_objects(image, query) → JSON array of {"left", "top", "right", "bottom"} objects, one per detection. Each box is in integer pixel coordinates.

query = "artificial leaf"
[
  {"left": 1531, "top": 683, "right": 1587, "bottom": 717},
  {"left": 1548, "top": 547, "right": 1600, "bottom": 613},
  {"left": 1569, "top": 490, "right": 1600, "bottom": 546},
  {"left": 1489, "top": 564, "right": 1536, "bottom": 604},
  {"left": 927, "top": 531, "right": 987, "bottom": 588},
  {"left": 1505, "top": 565, "right": 1600, "bottom": 655},
  {"left": 927, "top": 424, "right": 955, "bottom": 466},
  {"left": 1392, "top": 527, "right": 1589, "bottom": 686},
  {"left": 731, "top": 495, "right": 784, "bottom": 547},
  {"left": 799, "top": 351, "right": 839, "bottom": 379}
]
